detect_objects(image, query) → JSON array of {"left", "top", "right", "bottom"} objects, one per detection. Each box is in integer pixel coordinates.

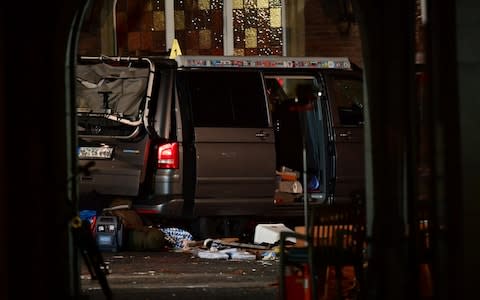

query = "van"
[{"left": 76, "top": 55, "right": 364, "bottom": 236}]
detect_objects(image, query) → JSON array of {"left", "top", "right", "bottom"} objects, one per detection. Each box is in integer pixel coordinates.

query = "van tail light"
[{"left": 157, "top": 142, "right": 179, "bottom": 169}]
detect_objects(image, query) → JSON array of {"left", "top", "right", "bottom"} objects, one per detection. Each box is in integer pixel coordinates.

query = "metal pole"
[{"left": 303, "top": 136, "right": 308, "bottom": 229}]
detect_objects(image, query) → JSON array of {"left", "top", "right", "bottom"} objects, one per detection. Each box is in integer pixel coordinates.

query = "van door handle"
[
  {"left": 339, "top": 130, "right": 352, "bottom": 138},
  {"left": 255, "top": 130, "right": 270, "bottom": 140}
]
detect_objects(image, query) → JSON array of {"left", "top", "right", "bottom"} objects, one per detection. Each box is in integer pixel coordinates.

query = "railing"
[{"left": 278, "top": 200, "right": 367, "bottom": 300}]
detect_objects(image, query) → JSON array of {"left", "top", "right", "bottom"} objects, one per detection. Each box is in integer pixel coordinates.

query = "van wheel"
[
  {"left": 227, "top": 217, "right": 255, "bottom": 242},
  {"left": 190, "top": 217, "right": 221, "bottom": 240}
]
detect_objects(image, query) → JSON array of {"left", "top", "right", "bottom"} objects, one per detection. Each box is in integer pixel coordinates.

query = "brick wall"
[
  {"left": 76, "top": 1, "right": 429, "bottom": 69},
  {"left": 77, "top": 2, "right": 102, "bottom": 56},
  {"left": 304, "top": 1, "right": 363, "bottom": 68},
  {"left": 77, "top": 0, "right": 365, "bottom": 67}
]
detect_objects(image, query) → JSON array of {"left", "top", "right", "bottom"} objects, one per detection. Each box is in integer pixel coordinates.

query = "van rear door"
[
  {"left": 177, "top": 69, "right": 276, "bottom": 215},
  {"left": 75, "top": 57, "right": 176, "bottom": 203}
]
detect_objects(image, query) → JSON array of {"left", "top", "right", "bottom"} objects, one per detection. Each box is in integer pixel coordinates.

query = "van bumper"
[{"left": 133, "top": 197, "right": 278, "bottom": 217}]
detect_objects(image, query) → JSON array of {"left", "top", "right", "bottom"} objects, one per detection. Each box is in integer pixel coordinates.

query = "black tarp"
[{"left": 76, "top": 63, "right": 149, "bottom": 119}]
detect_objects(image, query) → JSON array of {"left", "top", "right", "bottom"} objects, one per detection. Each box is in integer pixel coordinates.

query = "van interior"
[{"left": 265, "top": 75, "right": 326, "bottom": 196}]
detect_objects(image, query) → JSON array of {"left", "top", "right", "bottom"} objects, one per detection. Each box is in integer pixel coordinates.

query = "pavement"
[
  {"left": 76, "top": 211, "right": 361, "bottom": 300},
  {"left": 80, "top": 248, "right": 280, "bottom": 300}
]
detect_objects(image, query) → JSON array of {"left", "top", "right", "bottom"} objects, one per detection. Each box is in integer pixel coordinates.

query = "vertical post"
[
  {"left": 353, "top": 0, "right": 416, "bottom": 299},
  {"left": 224, "top": 1, "right": 234, "bottom": 55},
  {"left": 0, "top": 0, "right": 90, "bottom": 298},
  {"left": 165, "top": 0, "right": 175, "bottom": 51},
  {"left": 303, "top": 136, "right": 308, "bottom": 228},
  {"left": 99, "top": 0, "right": 118, "bottom": 56}
]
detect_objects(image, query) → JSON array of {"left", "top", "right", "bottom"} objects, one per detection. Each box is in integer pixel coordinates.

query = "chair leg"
[
  {"left": 334, "top": 265, "right": 343, "bottom": 300},
  {"left": 278, "top": 256, "right": 285, "bottom": 300},
  {"left": 419, "top": 263, "right": 432, "bottom": 298},
  {"left": 353, "top": 262, "right": 367, "bottom": 300},
  {"left": 309, "top": 263, "right": 318, "bottom": 300},
  {"left": 316, "top": 265, "right": 329, "bottom": 300}
]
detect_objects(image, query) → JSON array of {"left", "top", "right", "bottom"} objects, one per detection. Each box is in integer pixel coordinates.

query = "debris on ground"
[
  {"left": 182, "top": 224, "right": 294, "bottom": 261},
  {"left": 157, "top": 227, "right": 193, "bottom": 249},
  {"left": 192, "top": 240, "right": 261, "bottom": 261},
  {"left": 80, "top": 200, "right": 296, "bottom": 263},
  {"left": 254, "top": 223, "right": 296, "bottom": 245}
]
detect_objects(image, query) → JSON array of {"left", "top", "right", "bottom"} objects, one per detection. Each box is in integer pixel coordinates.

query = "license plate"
[{"left": 78, "top": 146, "right": 113, "bottom": 159}]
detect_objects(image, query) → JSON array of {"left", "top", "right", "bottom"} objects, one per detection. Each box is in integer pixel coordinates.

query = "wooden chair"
[
  {"left": 278, "top": 200, "right": 367, "bottom": 300},
  {"left": 415, "top": 201, "right": 434, "bottom": 298}
]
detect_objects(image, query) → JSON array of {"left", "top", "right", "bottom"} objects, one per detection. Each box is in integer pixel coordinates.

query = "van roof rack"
[{"left": 174, "top": 55, "right": 352, "bottom": 70}]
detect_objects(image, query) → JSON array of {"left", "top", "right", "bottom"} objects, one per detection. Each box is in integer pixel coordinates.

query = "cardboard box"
[
  {"left": 278, "top": 180, "right": 303, "bottom": 194},
  {"left": 254, "top": 223, "right": 296, "bottom": 244},
  {"left": 273, "top": 190, "right": 299, "bottom": 204},
  {"left": 276, "top": 170, "right": 299, "bottom": 181}
]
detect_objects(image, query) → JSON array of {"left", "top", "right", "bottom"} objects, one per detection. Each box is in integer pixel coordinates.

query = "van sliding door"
[
  {"left": 180, "top": 69, "right": 276, "bottom": 215},
  {"left": 265, "top": 74, "right": 328, "bottom": 202},
  {"left": 324, "top": 71, "right": 365, "bottom": 204}
]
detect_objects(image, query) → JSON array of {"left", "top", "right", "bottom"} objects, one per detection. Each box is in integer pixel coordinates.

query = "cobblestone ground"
[
  {"left": 80, "top": 249, "right": 280, "bottom": 300},
  {"left": 80, "top": 249, "right": 360, "bottom": 300}
]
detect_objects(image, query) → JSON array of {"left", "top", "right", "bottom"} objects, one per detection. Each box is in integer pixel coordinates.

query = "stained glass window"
[
  {"left": 174, "top": 0, "right": 224, "bottom": 55},
  {"left": 152, "top": 0, "right": 167, "bottom": 52},
  {"left": 116, "top": 0, "right": 166, "bottom": 55},
  {"left": 170, "top": 0, "right": 283, "bottom": 56},
  {"left": 114, "top": 0, "right": 284, "bottom": 56},
  {"left": 232, "top": 0, "right": 283, "bottom": 56}
]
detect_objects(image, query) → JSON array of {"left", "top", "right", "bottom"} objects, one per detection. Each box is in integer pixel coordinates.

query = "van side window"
[
  {"left": 331, "top": 78, "right": 364, "bottom": 126},
  {"left": 182, "top": 70, "right": 268, "bottom": 127}
]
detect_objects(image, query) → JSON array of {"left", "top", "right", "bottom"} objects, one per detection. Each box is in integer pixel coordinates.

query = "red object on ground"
[{"left": 284, "top": 264, "right": 311, "bottom": 300}]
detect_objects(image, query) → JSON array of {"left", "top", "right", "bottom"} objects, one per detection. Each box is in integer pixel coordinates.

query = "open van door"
[
  {"left": 264, "top": 73, "right": 330, "bottom": 205},
  {"left": 323, "top": 70, "right": 365, "bottom": 204}
]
